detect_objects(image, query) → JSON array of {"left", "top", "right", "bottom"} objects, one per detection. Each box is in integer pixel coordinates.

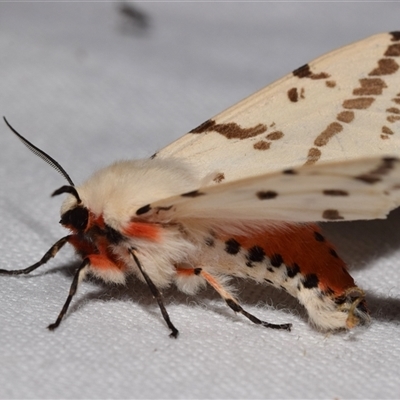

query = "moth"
[{"left": 1, "top": 32, "right": 400, "bottom": 338}]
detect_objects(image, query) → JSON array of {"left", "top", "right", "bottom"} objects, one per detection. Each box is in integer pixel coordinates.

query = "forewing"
[{"left": 155, "top": 32, "right": 400, "bottom": 185}]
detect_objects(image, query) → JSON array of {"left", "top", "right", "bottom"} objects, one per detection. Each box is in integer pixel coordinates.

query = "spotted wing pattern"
[{"left": 155, "top": 32, "right": 400, "bottom": 188}]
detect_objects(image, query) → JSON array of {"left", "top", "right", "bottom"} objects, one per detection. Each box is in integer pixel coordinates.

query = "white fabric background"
[{"left": 0, "top": 2, "right": 399, "bottom": 399}]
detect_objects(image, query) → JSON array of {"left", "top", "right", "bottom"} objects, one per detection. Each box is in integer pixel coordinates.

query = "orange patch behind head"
[{"left": 123, "top": 221, "right": 160, "bottom": 241}]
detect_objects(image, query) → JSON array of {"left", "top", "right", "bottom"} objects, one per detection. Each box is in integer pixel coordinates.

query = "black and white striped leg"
[
  {"left": 48, "top": 259, "right": 89, "bottom": 331},
  {"left": 129, "top": 249, "right": 179, "bottom": 338},
  {"left": 224, "top": 298, "right": 292, "bottom": 331},
  {"left": 199, "top": 268, "right": 292, "bottom": 331},
  {"left": 0, "top": 236, "right": 71, "bottom": 275}
]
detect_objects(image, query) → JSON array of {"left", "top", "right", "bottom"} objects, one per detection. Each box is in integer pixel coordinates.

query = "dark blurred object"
[{"left": 118, "top": 2, "right": 150, "bottom": 35}]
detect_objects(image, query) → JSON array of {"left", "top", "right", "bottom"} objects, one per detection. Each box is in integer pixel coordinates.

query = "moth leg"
[
  {"left": 48, "top": 258, "right": 89, "bottom": 331},
  {"left": 177, "top": 267, "right": 291, "bottom": 331},
  {"left": 129, "top": 249, "right": 179, "bottom": 338},
  {"left": 0, "top": 235, "right": 71, "bottom": 275}
]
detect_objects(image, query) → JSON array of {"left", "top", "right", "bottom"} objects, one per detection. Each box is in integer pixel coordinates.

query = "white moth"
[{"left": 1, "top": 32, "right": 400, "bottom": 337}]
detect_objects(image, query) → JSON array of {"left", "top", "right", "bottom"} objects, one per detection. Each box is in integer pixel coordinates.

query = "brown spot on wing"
[
  {"left": 323, "top": 189, "right": 349, "bottom": 196},
  {"left": 190, "top": 119, "right": 216, "bottom": 133},
  {"left": 325, "top": 80, "right": 336, "bottom": 88},
  {"left": 342, "top": 97, "right": 375, "bottom": 109},
  {"left": 322, "top": 209, "right": 344, "bottom": 220},
  {"left": 181, "top": 190, "right": 205, "bottom": 198},
  {"left": 256, "top": 191, "right": 278, "bottom": 200},
  {"left": 373, "top": 157, "right": 397, "bottom": 174},
  {"left": 253, "top": 140, "right": 270, "bottom": 150},
  {"left": 293, "top": 64, "right": 330, "bottom": 79},
  {"left": 213, "top": 173, "right": 225, "bottom": 183},
  {"left": 353, "top": 78, "right": 387, "bottom": 96},
  {"left": 288, "top": 87, "right": 304, "bottom": 101},
  {"left": 390, "top": 31, "right": 400, "bottom": 41},
  {"left": 283, "top": 169, "right": 297, "bottom": 175},
  {"left": 288, "top": 87, "right": 298, "bottom": 102},
  {"left": 337, "top": 111, "right": 354, "bottom": 123},
  {"left": 382, "top": 126, "right": 394, "bottom": 135},
  {"left": 369, "top": 58, "right": 399, "bottom": 76},
  {"left": 355, "top": 157, "right": 398, "bottom": 184},
  {"left": 216, "top": 123, "right": 267, "bottom": 139},
  {"left": 387, "top": 106, "right": 400, "bottom": 122},
  {"left": 355, "top": 174, "right": 381, "bottom": 184},
  {"left": 310, "top": 72, "right": 329, "bottom": 80},
  {"left": 190, "top": 119, "right": 267, "bottom": 140},
  {"left": 385, "top": 43, "right": 400, "bottom": 57},
  {"left": 314, "top": 122, "right": 343, "bottom": 147},
  {"left": 266, "top": 131, "right": 284, "bottom": 140},
  {"left": 293, "top": 64, "right": 311, "bottom": 78},
  {"left": 305, "top": 147, "right": 321, "bottom": 165},
  {"left": 287, "top": 88, "right": 304, "bottom": 103}
]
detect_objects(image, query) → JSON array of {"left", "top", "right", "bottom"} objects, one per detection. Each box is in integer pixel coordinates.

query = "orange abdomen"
[{"left": 226, "top": 223, "right": 356, "bottom": 296}]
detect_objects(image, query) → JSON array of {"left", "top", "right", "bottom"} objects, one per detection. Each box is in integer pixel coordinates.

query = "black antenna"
[
  {"left": 52, "top": 185, "right": 82, "bottom": 204},
  {"left": 3, "top": 117, "right": 75, "bottom": 186}
]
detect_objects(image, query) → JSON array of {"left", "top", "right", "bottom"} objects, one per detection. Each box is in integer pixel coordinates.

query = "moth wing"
[
  {"left": 139, "top": 157, "right": 400, "bottom": 223},
  {"left": 155, "top": 32, "right": 400, "bottom": 186}
]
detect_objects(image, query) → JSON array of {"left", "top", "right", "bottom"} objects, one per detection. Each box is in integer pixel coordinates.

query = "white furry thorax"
[{"left": 61, "top": 158, "right": 200, "bottom": 230}]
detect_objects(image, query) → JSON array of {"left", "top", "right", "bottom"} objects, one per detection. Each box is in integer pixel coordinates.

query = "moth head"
[{"left": 52, "top": 185, "right": 89, "bottom": 232}]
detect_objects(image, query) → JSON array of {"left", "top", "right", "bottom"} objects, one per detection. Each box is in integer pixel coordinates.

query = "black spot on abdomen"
[
  {"left": 314, "top": 231, "right": 325, "bottom": 242},
  {"left": 302, "top": 274, "right": 319, "bottom": 289},
  {"left": 286, "top": 263, "right": 300, "bottom": 278},
  {"left": 225, "top": 238, "right": 241, "bottom": 255},
  {"left": 270, "top": 253, "right": 283, "bottom": 268},
  {"left": 247, "top": 246, "right": 265, "bottom": 262}
]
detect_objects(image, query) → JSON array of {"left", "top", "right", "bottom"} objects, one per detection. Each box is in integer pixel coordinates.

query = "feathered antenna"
[{"left": 3, "top": 117, "right": 75, "bottom": 186}]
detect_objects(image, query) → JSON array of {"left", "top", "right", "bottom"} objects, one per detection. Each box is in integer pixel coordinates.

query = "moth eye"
[{"left": 60, "top": 207, "right": 89, "bottom": 231}]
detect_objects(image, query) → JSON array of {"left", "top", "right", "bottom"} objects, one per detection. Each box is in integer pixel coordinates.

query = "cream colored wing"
[
  {"left": 136, "top": 157, "right": 400, "bottom": 223},
  {"left": 155, "top": 32, "right": 400, "bottom": 187}
]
